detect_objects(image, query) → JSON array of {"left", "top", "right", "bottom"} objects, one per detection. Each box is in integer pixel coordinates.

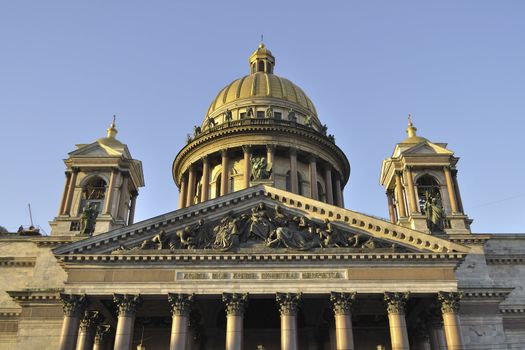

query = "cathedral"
[{"left": 1, "top": 44, "right": 524, "bottom": 350}]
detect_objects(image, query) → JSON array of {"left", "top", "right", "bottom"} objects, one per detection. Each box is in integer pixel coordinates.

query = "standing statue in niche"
[
  {"left": 266, "top": 106, "right": 273, "bottom": 118},
  {"left": 424, "top": 192, "right": 445, "bottom": 232},
  {"left": 246, "top": 107, "right": 254, "bottom": 118},
  {"left": 224, "top": 109, "right": 233, "bottom": 123},
  {"left": 79, "top": 203, "right": 97, "bottom": 235},
  {"left": 250, "top": 156, "right": 271, "bottom": 180},
  {"left": 287, "top": 109, "right": 297, "bottom": 122}
]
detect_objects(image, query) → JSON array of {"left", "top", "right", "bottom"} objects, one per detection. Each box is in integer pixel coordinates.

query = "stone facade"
[{"left": 1, "top": 44, "right": 524, "bottom": 350}]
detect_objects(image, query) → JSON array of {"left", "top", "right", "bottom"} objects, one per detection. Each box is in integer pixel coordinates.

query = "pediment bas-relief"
[{"left": 113, "top": 203, "right": 412, "bottom": 254}]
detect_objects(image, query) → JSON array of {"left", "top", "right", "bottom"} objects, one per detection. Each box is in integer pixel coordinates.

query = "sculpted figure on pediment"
[
  {"left": 266, "top": 215, "right": 322, "bottom": 250},
  {"left": 318, "top": 219, "right": 348, "bottom": 247},
  {"left": 138, "top": 230, "right": 168, "bottom": 250},
  {"left": 177, "top": 219, "right": 210, "bottom": 249},
  {"left": 212, "top": 212, "right": 241, "bottom": 251},
  {"left": 246, "top": 203, "right": 273, "bottom": 240}
]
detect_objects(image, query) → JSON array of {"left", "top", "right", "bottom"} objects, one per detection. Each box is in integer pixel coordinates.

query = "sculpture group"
[{"left": 117, "top": 204, "right": 394, "bottom": 253}]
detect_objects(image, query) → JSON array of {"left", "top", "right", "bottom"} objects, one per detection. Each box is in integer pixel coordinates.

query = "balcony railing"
[{"left": 189, "top": 118, "right": 335, "bottom": 144}]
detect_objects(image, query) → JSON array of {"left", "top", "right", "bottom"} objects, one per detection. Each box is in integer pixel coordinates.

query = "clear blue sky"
[{"left": 1, "top": 1, "right": 523, "bottom": 234}]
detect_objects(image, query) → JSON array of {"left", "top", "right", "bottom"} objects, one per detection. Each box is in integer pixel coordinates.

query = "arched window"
[
  {"left": 80, "top": 177, "right": 106, "bottom": 214},
  {"left": 416, "top": 174, "right": 440, "bottom": 213},
  {"left": 258, "top": 60, "right": 265, "bottom": 72},
  {"left": 215, "top": 173, "right": 222, "bottom": 198}
]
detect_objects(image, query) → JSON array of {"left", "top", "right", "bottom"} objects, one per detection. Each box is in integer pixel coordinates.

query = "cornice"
[
  {"left": 172, "top": 121, "right": 349, "bottom": 185},
  {"left": 0, "top": 257, "right": 36, "bottom": 267},
  {"left": 461, "top": 288, "right": 513, "bottom": 301},
  {"left": 486, "top": 255, "right": 525, "bottom": 265},
  {"left": 53, "top": 186, "right": 470, "bottom": 257},
  {"left": 56, "top": 251, "right": 467, "bottom": 266},
  {"left": 7, "top": 288, "right": 63, "bottom": 305}
]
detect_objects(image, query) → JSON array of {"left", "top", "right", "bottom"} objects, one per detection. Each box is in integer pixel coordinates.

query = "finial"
[
  {"left": 259, "top": 34, "right": 265, "bottom": 48},
  {"left": 406, "top": 113, "right": 417, "bottom": 138},
  {"left": 107, "top": 115, "right": 118, "bottom": 138}
]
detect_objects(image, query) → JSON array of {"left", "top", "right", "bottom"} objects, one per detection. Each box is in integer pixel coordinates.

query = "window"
[
  {"left": 258, "top": 60, "right": 264, "bottom": 72},
  {"left": 256, "top": 111, "right": 265, "bottom": 118},
  {"left": 79, "top": 177, "right": 106, "bottom": 215},
  {"left": 416, "top": 174, "right": 440, "bottom": 213},
  {"left": 274, "top": 112, "right": 282, "bottom": 119},
  {"left": 240, "top": 112, "right": 246, "bottom": 119},
  {"left": 215, "top": 174, "right": 222, "bottom": 198}
]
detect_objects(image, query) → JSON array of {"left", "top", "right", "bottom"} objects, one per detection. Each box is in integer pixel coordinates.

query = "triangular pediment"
[
  {"left": 401, "top": 141, "right": 453, "bottom": 156},
  {"left": 54, "top": 186, "right": 470, "bottom": 257},
  {"left": 69, "top": 140, "right": 131, "bottom": 158}
]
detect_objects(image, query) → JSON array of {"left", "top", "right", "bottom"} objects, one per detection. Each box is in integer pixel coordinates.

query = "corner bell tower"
[
  {"left": 380, "top": 116, "right": 472, "bottom": 234},
  {"left": 49, "top": 118, "right": 145, "bottom": 236}
]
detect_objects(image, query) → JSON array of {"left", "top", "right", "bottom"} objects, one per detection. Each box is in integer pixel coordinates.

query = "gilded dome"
[{"left": 203, "top": 44, "right": 319, "bottom": 126}]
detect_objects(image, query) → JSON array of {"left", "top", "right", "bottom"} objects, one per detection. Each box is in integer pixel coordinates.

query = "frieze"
[{"left": 177, "top": 270, "right": 345, "bottom": 281}]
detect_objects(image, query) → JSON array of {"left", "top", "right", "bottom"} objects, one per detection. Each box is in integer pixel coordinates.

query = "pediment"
[
  {"left": 401, "top": 141, "right": 453, "bottom": 156},
  {"left": 69, "top": 140, "right": 130, "bottom": 158},
  {"left": 53, "top": 186, "right": 470, "bottom": 257}
]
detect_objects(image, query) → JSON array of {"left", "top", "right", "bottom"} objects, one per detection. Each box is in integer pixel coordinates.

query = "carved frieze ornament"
[
  {"left": 79, "top": 310, "right": 103, "bottom": 331},
  {"left": 222, "top": 293, "right": 248, "bottom": 316},
  {"left": 168, "top": 293, "right": 194, "bottom": 317},
  {"left": 276, "top": 292, "right": 302, "bottom": 316},
  {"left": 438, "top": 291, "right": 462, "bottom": 314},
  {"left": 330, "top": 292, "right": 356, "bottom": 315},
  {"left": 59, "top": 293, "right": 87, "bottom": 317},
  {"left": 94, "top": 324, "right": 112, "bottom": 345},
  {"left": 384, "top": 292, "right": 410, "bottom": 314},
  {"left": 113, "top": 294, "right": 142, "bottom": 317}
]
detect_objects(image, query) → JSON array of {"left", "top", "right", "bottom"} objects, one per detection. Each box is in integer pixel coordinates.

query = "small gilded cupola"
[{"left": 249, "top": 42, "right": 275, "bottom": 74}]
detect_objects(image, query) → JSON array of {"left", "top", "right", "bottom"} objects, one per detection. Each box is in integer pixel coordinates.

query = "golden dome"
[
  {"left": 205, "top": 73, "right": 317, "bottom": 118},
  {"left": 204, "top": 44, "right": 318, "bottom": 126}
]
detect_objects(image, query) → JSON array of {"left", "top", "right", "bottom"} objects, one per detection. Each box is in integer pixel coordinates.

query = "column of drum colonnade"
[
  {"left": 57, "top": 291, "right": 464, "bottom": 350},
  {"left": 178, "top": 145, "right": 346, "bottom": 209}
]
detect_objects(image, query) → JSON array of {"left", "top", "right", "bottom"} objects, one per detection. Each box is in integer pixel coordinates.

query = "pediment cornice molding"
[{"left": 53, "top": 186, "right": 470, "bottom": 256}]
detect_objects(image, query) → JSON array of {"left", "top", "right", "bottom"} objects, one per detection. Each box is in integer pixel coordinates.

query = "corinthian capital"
[
  {"left": 276, "top": 292, "right": 301, "bottom": 316},
  {"left": 168, "top": 293, "right": 194, "bottom": 316},
  {"left": 113, "top": 294, "right": 142, "bottom": 317},
  {"left": 222, "top": 293, "right": 248, "bottom": 316},
  {"left": 60, "top": 293, "right": 87, "bottom": 317},
  {"left": 330, "top": 292, "right": 356, "bottom": 315},
  {"left": 438, "top": 291, "right": 462, "bottom": 314},
  {"left": 384, "top": 292, "right": 409, "bottom": 315}
]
